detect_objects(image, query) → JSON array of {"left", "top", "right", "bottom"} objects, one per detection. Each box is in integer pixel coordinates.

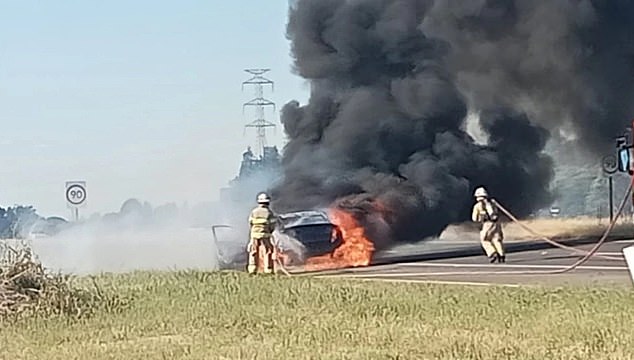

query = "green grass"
[{"left": 1, "top": 271, "right": 634, "bottom": 360}]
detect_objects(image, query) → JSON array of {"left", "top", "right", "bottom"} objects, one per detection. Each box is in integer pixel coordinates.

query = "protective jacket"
[
  {"left": 249, "top": 205, "right": 277, "bottom": 239},
  {"left": 471, "top": 199, "right": 499, "bottom": 223}
]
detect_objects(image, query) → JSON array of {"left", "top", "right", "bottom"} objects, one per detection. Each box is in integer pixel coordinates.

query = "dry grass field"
[
  {"left": 504, "top": 216, "right": 634, "bottom": 240},
  {"left": 443, "top": 215, "right": 634, "bottom": 242}
]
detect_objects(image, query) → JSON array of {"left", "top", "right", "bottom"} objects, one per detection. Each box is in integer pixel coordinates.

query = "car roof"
[{"left": 278, "top": 210, "right": 332, "bottom": 228}]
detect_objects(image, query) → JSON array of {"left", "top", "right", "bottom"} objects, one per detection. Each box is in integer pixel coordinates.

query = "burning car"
[
  {"left": 213, "top": 210, "right": 343, "bottom": 269},
  {"left": 276, "top": 210, "right": 342, "bottom": 258}
]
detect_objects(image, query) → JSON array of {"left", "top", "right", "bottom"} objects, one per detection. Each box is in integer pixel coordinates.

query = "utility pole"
[
  {"left": 602, "top": 154, "right": 618, "bottom": 223},
  {"left": 608, "top": 175, "right": 614, "bottom": 224},
  {"left": 242, "top": 69, "right": 276, "bottom": 157}
]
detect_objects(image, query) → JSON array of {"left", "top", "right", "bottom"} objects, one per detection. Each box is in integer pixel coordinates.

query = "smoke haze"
[
  {"left": 271, "top": 0, "right": 634, "bottom": 249},
  {"left": 2, "top": 192, "right": 265, "bottom": 275}
]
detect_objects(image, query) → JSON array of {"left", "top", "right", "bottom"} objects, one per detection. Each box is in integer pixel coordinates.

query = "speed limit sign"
[{"left": 65, "top": 181, "right": 87, "bottom": 208}]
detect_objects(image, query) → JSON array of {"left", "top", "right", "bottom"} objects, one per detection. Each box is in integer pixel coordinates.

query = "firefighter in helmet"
[
  {"left": 247, "top": 192, "right": 277, "bottom": 274},
  {"left": 471, "top": 187, "right": 506, "bottom": 263}
]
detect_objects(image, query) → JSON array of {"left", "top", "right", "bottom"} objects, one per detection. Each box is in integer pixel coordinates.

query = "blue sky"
[{"left": 0, "top": 0, "right": 309, "bottom": 218}]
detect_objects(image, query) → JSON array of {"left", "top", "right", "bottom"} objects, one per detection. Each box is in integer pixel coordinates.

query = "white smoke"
[
  {"left": 29, "top": 224, "right": 219, "bottom": 275},
  {"left": 0, "top": 198, "right": 254, "bottom": 275},
  {"left": 273, "top": 229, "right": 307, "bottom": 264}
]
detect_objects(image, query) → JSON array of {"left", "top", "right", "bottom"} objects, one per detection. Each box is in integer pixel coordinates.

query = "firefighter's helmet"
[
  {"left": 474, "top": 187, "right": 488, "bottom": 198},
  {"left": 257, "top": 192, "right": 271, "bottom": 204}
]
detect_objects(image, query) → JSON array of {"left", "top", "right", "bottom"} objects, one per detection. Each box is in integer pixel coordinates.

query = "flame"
[{"left": 303, "top": 207, "right": 376, "bottom": 271}]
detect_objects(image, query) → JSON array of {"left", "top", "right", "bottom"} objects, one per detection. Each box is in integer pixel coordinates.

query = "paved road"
[{"left": 307, "top": 239, "right": 634, "bottom": 287}]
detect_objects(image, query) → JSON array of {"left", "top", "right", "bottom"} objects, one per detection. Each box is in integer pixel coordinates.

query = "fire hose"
[
  {"left": 289, "top": 179, "right": 633, "bottom": 279},
  {"left": 273, "top": 244, "right": 292, "bottom": 277},
  {"left": 493, "top": 200, "right": 623, "bottom": 261},
  {"left": 451, "top": 177, "right": 632, "bottom": 276}
]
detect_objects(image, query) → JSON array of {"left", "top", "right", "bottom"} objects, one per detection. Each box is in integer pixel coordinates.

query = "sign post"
[
  {"left": 621, "top": 121, "right": 634, "bottom": 285},
  {"left": 602, "top": 154, "right": 618, "bottom": 222},
  {"left": 65, "top": 181, "right": 87, "bottom": 221}
]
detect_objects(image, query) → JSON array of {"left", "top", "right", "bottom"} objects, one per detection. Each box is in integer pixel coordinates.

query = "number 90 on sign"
[{"left": 66, "top": 185, "right": 86, "bottom": 205}]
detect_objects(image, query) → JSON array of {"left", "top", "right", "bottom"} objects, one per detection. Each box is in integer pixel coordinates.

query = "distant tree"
[
  {"left": 154, "top": 203, "right": 179, "bottom": 223},
  {"left": 0, "top": 205, "right": 43, "bottom": 239},
  {"left": 120, "top": 198, "right": 144, "bottom": 214},
  {"left": 0, "top": 207, "right": 11, "bottom": 238}
]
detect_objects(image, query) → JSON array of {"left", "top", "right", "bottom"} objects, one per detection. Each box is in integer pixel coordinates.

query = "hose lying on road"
[
  {"left": 493, "top": 200, "right": 623, "bottom": 261},
  {"left": 286, "top": 179, "right": 634, "bottom": 279}
]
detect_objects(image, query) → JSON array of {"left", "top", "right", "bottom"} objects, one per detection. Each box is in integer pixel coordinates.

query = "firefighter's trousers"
[
  {"left": 480, "top": 221, "right": 505, "bottom": 257},
  {"left": 247, "top": 236, "right": 274, "bottom": 274}
]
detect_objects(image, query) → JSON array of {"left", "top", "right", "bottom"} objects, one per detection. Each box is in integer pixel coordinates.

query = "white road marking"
[
  {"left": 292, "top": 263, "right": 402, "bottom": 276},
  {"left": 315, "top": 263, "right": 628, "bottom": 279},
  {"left": 297, "top": 260, "right": 627, "bottom": 278},
  {"left": 322, "top": 271, "right": 538, "bottom": 278},
  {"left": 615, "top": 239, "right": 634, "bottom": 244},
  {"left": 334, "top": 277, "right": 523, "bottom": 288},
  {"left": 596, "top": 252, "right": 625, "bottom": 257},
  {"left": 399, "top": 262, "right": 629, "bottom": 271}
]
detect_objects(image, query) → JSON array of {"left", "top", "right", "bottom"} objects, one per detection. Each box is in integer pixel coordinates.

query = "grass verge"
[{"left": 1, "top": 270, "right": 633, "bottom": 360}]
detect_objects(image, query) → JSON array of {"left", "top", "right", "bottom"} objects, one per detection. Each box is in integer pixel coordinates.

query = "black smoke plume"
[
  {"left": 421, "top": 0, "right": 634, "bottom": 155},
  {"left": 271, "top": 0, "right": 631, "bottom": 249}
]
